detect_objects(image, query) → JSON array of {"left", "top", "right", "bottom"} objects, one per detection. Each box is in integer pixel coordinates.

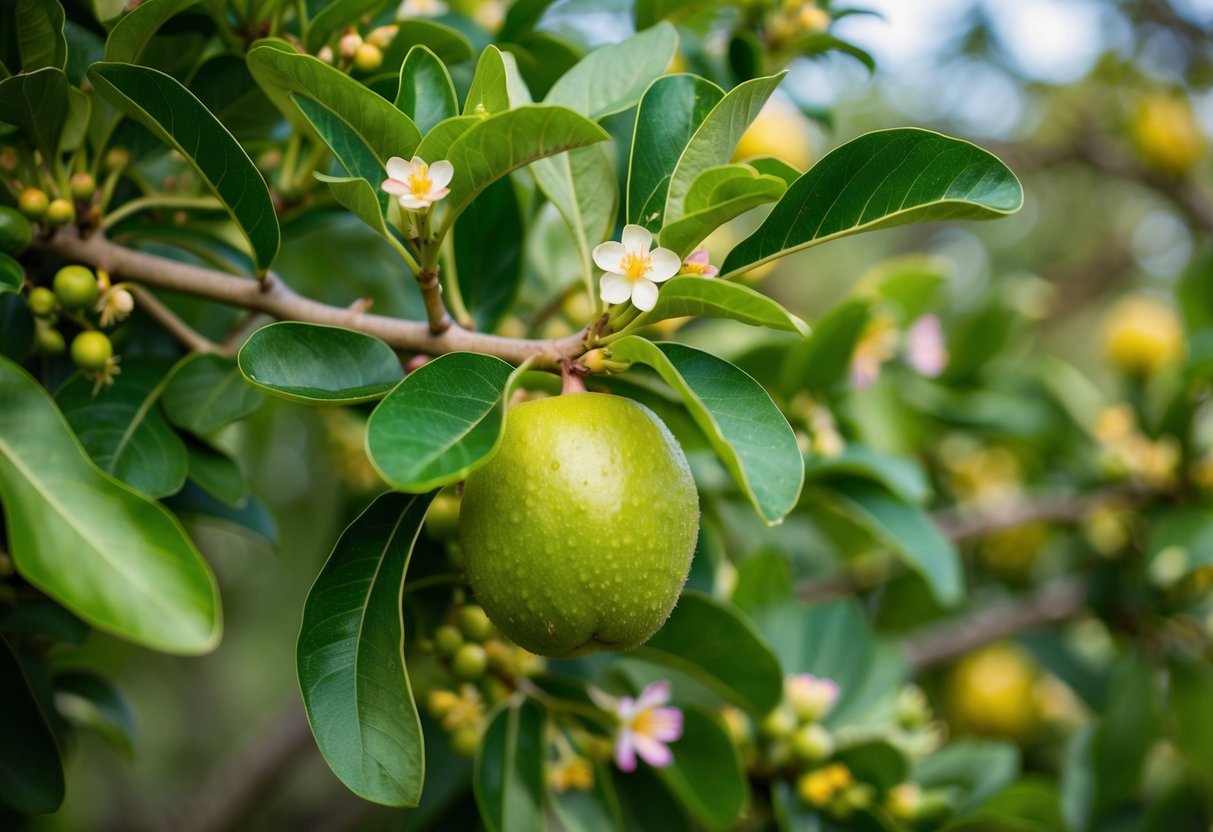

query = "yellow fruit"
[
  {"left": 17, "top": 188, "right": 48, "bottom": 220},
  {"left": 70, "top": 331, "right": 113, "bottom": 372},
  {"left": 1131, "top": 94, "right": 1205, "bottom": 176},
  {"left": 733, "top": 98, "right": 813, "bottom": 171},
  {"left": 1102, "top": 295, "right": 1184, "bottom": 376},
  {"left": 449, "top": 726, "right": 480, "bottom": 757},
  {"left": 27, "top": 287, "right": 57, "bottom": 318},
  {"left": 425, "top": 491, "right": 461, "bottom": 541},
  {"left": 946, "top": 643, "right": 1039, "bottom": 740},
  {"left": 45, "top": 198, "right": 75, "bottom": 227},
  {"left": 53, "top": 265, "right": 99, "bottom": 310},
  {"left": 458, "top": 393, "right": 698, "bottom": 658},
  {"left": 353, "top": 43, "right": 383, "bottom": 73},
  {"left": 69, "top": 172, "right": 97, "bottom": 201}
]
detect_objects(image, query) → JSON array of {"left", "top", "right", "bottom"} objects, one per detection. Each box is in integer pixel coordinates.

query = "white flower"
[
  {"left": 397, "top": 0, "right": 448, "bottom": 18},
  {"left": 381, "top": 156, "right": 453, "bottom": 211},
  {"left": 95, "top": 287, "right": 134, "bottom": 328},
  {"left": 592, "top": 224, "right": 681, "bottom": 312}
]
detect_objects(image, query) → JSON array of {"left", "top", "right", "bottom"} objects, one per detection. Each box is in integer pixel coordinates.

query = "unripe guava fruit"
[
  {"left": 70, "top": 331, "right": 112, "bottom": 371},
  {"left": 458, "top": 393, "right": 698, "bottom": 658}
]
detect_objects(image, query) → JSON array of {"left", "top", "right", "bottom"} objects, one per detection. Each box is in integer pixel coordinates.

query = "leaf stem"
[{"left": 101, "top": 195, "right": 225, "bottom": 231}]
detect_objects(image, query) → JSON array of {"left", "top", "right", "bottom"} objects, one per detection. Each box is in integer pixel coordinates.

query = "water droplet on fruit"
[{"left": 550, "top": 460, "right": 560, "bottom": 471}]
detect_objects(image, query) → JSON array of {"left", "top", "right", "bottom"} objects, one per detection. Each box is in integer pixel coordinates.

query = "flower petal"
[
  {"left": 630, "top": 279, "right": 659, "bottom": 311},
  {"left": 621, "top": 224, "right": 652, "bottom": 256},
  {"left": 399, "top": 193, "right": 431, "bottom": 210},
  {"left": 647, "top": 248, "right": 681, "bottom": 283},
  {"left": 687, "top": 247, "right": 710, "bottom": 265},
  {"left": 430, "top": 186, "right": 450, "bottom": 203},
  {"left": 587, "top": 686, "right": 619, "bottom": 712},
  {"left": 614, "top": 730, "right": 638, "bottom": 772},
  {"left": 386, "top": 156, "right": 414, "bottom": 180},
  {"left": 633, "top": 734, "right": 673, "bottom": 769},
  {"left": 600, "top": 273, "right": 633, "bottom": 305},
  {"left": 382, "top": 178, "right": 410, "bottom": 195},
  {"left": 428, "top": 160, "right": 454, "bottom": 189},
  {"left": 593, "top": 241, "right": 627, "bottom": 274},
  {"left": 635, "top": 681, "right": 671, "bottom": 711},
  {"left": 647, "top": 708, "right": 684, "bottom": 742}
]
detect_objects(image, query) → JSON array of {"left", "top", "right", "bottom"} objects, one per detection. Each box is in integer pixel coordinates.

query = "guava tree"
[{"left": 1, "top": 0, "right": 1212, "bottom": 830}]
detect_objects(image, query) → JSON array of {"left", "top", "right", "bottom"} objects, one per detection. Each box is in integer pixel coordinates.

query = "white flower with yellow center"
[
  {"left": 592, "top": 224, "right": 680, "bottom": 312},
  {"left": 381, "top": 155, "right": 453, "bottom": 211},
  {"left": 397, "top": 0, "right": 448, "bottom": 18}
]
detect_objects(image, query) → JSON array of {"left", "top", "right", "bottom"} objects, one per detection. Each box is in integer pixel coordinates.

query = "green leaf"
[
  {"left": 414, "top": 113, "right": 480, "bottom": 161},
  {"left": 1147, "top": 507, "right": 1213, "bottom": 580},
  {"left": 642, "top": 276, "right": 807, "bottom": 334},
  {"left": 608, "top": 337, "right": 804, "bottom": 525},
  {"left": 315, "top": 172, "right": 396, "bottom": 241},
  {"left": 627, "top": 74, "right": 723, "bottom": 229},
  {"left": 634, "top": 590, "right": 783, "bottom": 714},
  {"left": 55, "top": 359, "right": 188, "bottom": 499},
  {"left": 0, "top": 67, "right": 70, "bottom": 165},
  {"left": 381, "top": 18, "right": 474, "bottom": 68},
  {"left": 184, "top": 438, "right": 246, "bottom": 506},
  {"left": 53, "top": 670, "right": 137, "bottom": 757},
  {"left": 664, "top": 73, "right": 785, "bottom": 224},
  {"left": 0, "top": 358, "right": 220, "bottom": 654},
  {"left": 167, "top": 482, "right": 278, "bottom": 546},
  {"left": 296, "top": 96, "right": 387, "bottom": 201},
  {"left": 452, "top": 177, "right": 524, "bottom": 330},
  {"left": 103, "top": 0, "right": 198, "bottom": 63},
  {"left": 916, "top": 740, "right": 1019, "bottom": 813},
  {"left": 780, "top": 298, "right": 871, "bottom": 394},
  {"left": 58, "top": 86, "right": 89, "bottom": 154},
  {"left": 437, "top": 105, "right": 609, "bottom": 233},
  {"left": 656, "top": 704, "right": 747, "bottom": 831},
  {"left": 634, "top": 0, "right": 718, "bottom": 29},
  {"left": 88, "top": 63, "right": 281, "bottom": 272},
  {"left": 0, "top": 637, "right": 63, "bottom": 814},
  {"left": 367, "top": 353, "right": 525, "bottom": 492},
  {"left": 247, "top": 43, "right": 421, "bottom": 166},
  {"left": 829, "top": 480, "right": 963, "bottom": 606},
  {"left": 658, "top": 166, "right": 786, "bottom": 257},
  {"left": 15, "top": 0, "right": 65, "bottom": 71},
  {"left": 0, "top": 599, "right": 88, "bottom": 646},
  {"left": 747, "top": 155, "right": 801, "bottom": 186},
  {"left": 1167, "top": 658, "right": 1213, "bottom": 784},
  {"left": 804, "top": 444, "right": 931, "bottom": 505},
  {"left": 545, "top": 23, "right": 678, "bottom": 120},
  {"left": 0, "top": 295, "right": 33, "bottom": 362},
  {"left": 239, "top": 322, "right": 405, "bottom": 405},
  {"left": 530, "top": 144, "right": 617, "bottom": 297},
  {"left": 0, "top": 253, "right": 22, "bottom": 295},
  {"left": 396, "top": 45, "right": 457, "bottom": 135},
  {"left": 475, "top": 698, "right": 547, "bottom": 832},
  {"left": 304, "top": 0, "right": 389, "bottom": 53},
  {"left": 464, "top": 45, "right": 527, "bottom": 115},
  {"left": 721, "top": 128, "right": 1024, "bottom": 278},
  {"left": 1090, "top": 654, "right": 1156, "bottom": 813},
  {"left": 162, "top": 352, "right": 266, "bottom": 435},
  {"left": 298, "top": 491, "right": 435, "bottom": 806}
]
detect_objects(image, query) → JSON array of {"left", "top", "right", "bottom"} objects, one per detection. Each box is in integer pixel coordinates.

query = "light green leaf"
[
  {"left": 475, "top": 698, "right": 547, "bottom": 832},
  {"left": 103, "top": 0, "right": 198, "bottom": 63},
  {"left": 915, "top": 740, "right": 1020, "bottom": 813},
  {"left": 656, "top": 705, "right": 747, "bottom": 831},
  {"left": 367, "top": 353, "right": 526, "bottom": 492},
  {"left": 530, "top": 144, "right": 617, "bottom": 299},
  {"left": 664, "top": 73, "right": 785, "bottom": 224},
  {"left": 314, "top": 173, "right": 398, "bottom": 244},
  {"left": 747, "top": 155, "right": 801, "bottom": 186},
  {"left": 779, "top": 297, "right": 871, "bottom": 394},
  {"left": 58, "top": 86, "right": 89, "bottom": 154},
  {"left": 438, "top": 105, "right": 609, "bottom": 233},
  {"left": 830, "top": 481, "right": 963, "bottom": 605},
  {"left": 0, "top": 67, "right": 70, "bottom": 165},
  {"left": 721, "top": 128, "right": 1023, "bottom": 278},
  {"left": 464, "top": 45, "right": 527, "bottom": 115},
  {"left": 162, "top": 352, "right": 266, "bottom": 435},
  {"left": 396, "top": 45, "right": 457, "bottom": 135},
  {"left": 1148, "top": 507, "right": 1213, "bottom": 580},
  {"left": 0, "top": 254, "right": 22, "bottom": 295},
  {"left": 298, "top": 490, "right": 435, "bottom": 806},
  {"left": 0, "top": 358, "right": 220, "bottom": 654},
  {"left": 641, "top": 276, "right": 807, "bottom": 334},
  {"left": 414, "top": 113, "right": 480, "bottom": 162},
  {"left": 609, "top": 337, "right": 803, "bottom": 525},
  {"left": 627, "top": 74, "right": 723, "bottom": 229},
  {"left": 238, "top": 322, "right": 404, "bottom": 405},
  {"left": 88, "top": 63, "right": 281, "bottom": 272},
  {"left": 804, "top": 444, "right": 931, "bottom": 505},
  {"left": 1168, "top": 658, "right": 1213, "bottom": 785},
  {"left": 0, "top": 636, "right": 63, "bottom": 814},
  {"left": 55, "top": 359, "right": 188, "bottom": 499},
  {"left": 634, "top": 590, "right": 783, "bottom": 714},
  {"left": 658, "top": 169, "right": 786, "bottom": 257},
  {"left": 545, "top": 23, "right": 678, "bottom": 120},
  {"left": 304, "top": 0, "right": 389, "bottom": 53},
  {"left": 16, "top": 0, "right": 67, "bottom": 71}
]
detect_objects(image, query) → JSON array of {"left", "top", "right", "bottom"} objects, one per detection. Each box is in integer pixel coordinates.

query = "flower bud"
[{"left": 785, "top": 673, "right": 839, "bottom": 722}]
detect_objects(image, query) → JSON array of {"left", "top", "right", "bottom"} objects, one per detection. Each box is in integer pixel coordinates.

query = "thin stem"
[
  {"left": 439, "top": 238, "right": 475, "bottom": 329},
  {"left": 128, "top": 286, "right": 225, "bottom": 354},
  {"left": 101, "top": 195, "right": 225, "bottom": 231}
]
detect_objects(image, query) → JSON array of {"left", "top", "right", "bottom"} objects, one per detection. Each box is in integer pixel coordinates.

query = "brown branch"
[
  {"left": 416, "top": 265, "right": 452, "bottom": 334},
  {"left": 37, "top": 229, "right": 586, "bottom": 370},
  {"left": 128, "top": 286, "right": 224, "bottom": 355},
  {"left": 899, "top": 577, "right": 1087, "bottom": 672}
]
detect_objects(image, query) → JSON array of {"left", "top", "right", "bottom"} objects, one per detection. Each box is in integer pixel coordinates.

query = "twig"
[
  {"left": 899, "top": 577, "right": 1087, "bottom": 671},
  {"left": 128, "top": 285, "right": 224, "bottom": 355},
  {"left": 37, "top": 229, "right": 586, "bottom": 370}
]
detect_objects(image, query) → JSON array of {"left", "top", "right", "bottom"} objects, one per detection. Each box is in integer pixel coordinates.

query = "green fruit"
[
  {"left": 18, "top": 188, "right": 48, "bottom": 219},
  {"left": 70, "top": 331, "right": 112, "bottom": 371},
  {"left": 792, "top": 723, "right": 835, "bottom": 763},
  {"left": 70, "top": 172, "right": 97, "bottom": 201},
  {"left": 0, "top": 206, "right": 32, "bottom": 256},
  {"left": 449, "top": 726, "right": 479, "bottom": 757},
  {"left": 457, "top": 605, "right": 494, "bottom": 642},
  {"left": 433, "top": 625, "right": 464, "bottom": 657},
  {"left": 425, "top": 491, "right": 461, "bottom": 541},
  {"left": 450, "top": 643, "right": 487, "bottom": 681},
  {"left": 458, "top": 393, "right": 699, "bottom": 658},
  {"left": 35, "top": 324, "right": 65, "bottom": 355},
  {"left": 45, "top": 198, "right": 75, "bottom": 227},
  {"left": 53, "top": 265, "right": 99, "bottom": 310},
  {"left": 27, "top": 287, "right": 57, "bottom": 318}
]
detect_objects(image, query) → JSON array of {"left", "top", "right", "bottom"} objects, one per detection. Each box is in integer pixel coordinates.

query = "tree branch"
[
  {"left": 37, "top": 229, "right": 587, "bottom": 370},
  {"left": 128, "top": 286, "right": 225, "bottom": 355}
]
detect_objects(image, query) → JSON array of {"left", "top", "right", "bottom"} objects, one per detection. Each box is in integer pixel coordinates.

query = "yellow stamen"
[
  {"left": 681, "top": 261, "right": 712, "bottom": 276},
  {"left": 408, "top": 163, "right": 432, "bottom": 195},
  {"left": 620, "top": 252, "right": 651, "bottom": 282}
]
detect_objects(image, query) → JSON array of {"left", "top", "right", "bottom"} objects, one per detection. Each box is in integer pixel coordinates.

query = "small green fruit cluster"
[{"left": 26, "top": 265, "right": 119, "bottom": 372}]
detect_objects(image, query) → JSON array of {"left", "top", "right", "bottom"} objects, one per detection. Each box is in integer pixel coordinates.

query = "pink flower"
[
  {"left": 785, "top": 673, "right": 839, "bottom": 722},
  {"left": 905, "top": 314, "right": 948, "bottom": 377},
  {"left": 590, "top": 681, "right": 683, "bottom": 772},
  {"left": 381, "top": 155, "right": 453, "bottom": 210},
  {"left": 679, "top": 247, "right": 719, "bottom": 277}
]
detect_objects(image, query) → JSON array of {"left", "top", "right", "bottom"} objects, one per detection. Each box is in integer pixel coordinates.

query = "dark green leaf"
[
  {"left": 634, "top": 0, "right": 718, "bottom": 29},
  {"left": 53, "top": 670, "right": 137, "bottom": 757},
  {"left": 780, "top": 298, "right": 871, "bottom": 393},
  {"left": 190, "top": 54, "right": 278, "bottom": 141},
  {"left": 805, "top": 445, "right": 931, "bottom": 505},
  {"left": 452, "top": 177, "right": 524, "bottom": 330},
  {"left": 298, "top": 491, "right": 435, "bottom": 806},
  {"left": 1091, "top": 654, "right": 1156, "bottom": 813},
  {"left": 381, "top": 18, "right": 474, "bottom": 67},
  {"left": 0, "top": 294, "right": 34, "bottom": 361},
  {"left": 103, "top": 0, "right": 198, "bottom": 63},
  {"left": 608, "top": 337, "right": 804, "bottom": 525},
  {"left": 656, "top": 704, "right": 747, "bottom": 831},
  {"left": 0, "top": 637, "right": 63, "bottom": 814},
  {"left": 367, "top": 353, "right": 523, "bottom": 492},
  {"left": 475, "top": 698, "right": 547, "bottom": 832},
  {"left": 1167, "top": 658, "right": 1213, "bottom": 784},
  {"left": 0, "top": 600, "right": 89, "bottom": 646},
  {"left": 295, "top": 90, "right": 390, "bottom": 206},
  {"left": 641, "top": 276, "right": 807, "bottom": 334},
  {"left": 1147, "top": 507, "right": 1213, "bottom": 579},
  {"left": 88, "top": 63, "right": 281, "bottom": 272},
  {"left": 627, "top": 74, "right": 723, "bottom": 229},
  {"left": 0, "top": 358, "right": 220, "bottom": 653},
  {"left": 0, "top": 67, "right": 70, "bottom": 165},
  {"left": 721, "top": 129, "right": 1023, "bottom": 278},
  {"left": 0, "top": 253, "right": 22, "bottom": 295},
  {"left": 545, "top": 23, "right": 677, "bottom": 120},
  {"left": 15, "top": 0, "right": 66, "bottom": 71},
  {"left": 166, "top": 481, "right": 278, "bottom": 546},
  {"left": 238, "top": 322, "right": 405, "bottom": 405},
  {"left": 836, "top": 741, "right": 908, "bottom": 792},
  {"left": 634, "top": 590, "right": 783, "bottom": 714},
  {"left": 184, "top": 438, "right": 246, "bottom": 506},
  {"left": 396, "top": 45, "right": 457, "bottom": 135},
  {"left": 55, "top": 359, "right": 188, "bottom": 499},
  {"left": 162, "top": 352, "right": 267, "bottom": 435}
]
